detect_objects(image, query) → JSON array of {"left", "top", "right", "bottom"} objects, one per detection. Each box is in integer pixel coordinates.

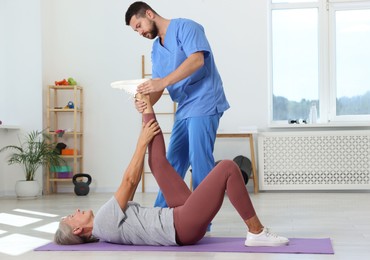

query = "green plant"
[{"left": 0, "top": 130, "right": 65, "bottom": 181}]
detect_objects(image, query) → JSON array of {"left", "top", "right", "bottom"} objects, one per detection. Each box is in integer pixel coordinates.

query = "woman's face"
[{"left": 62, "top": 209, "right": 94, "bottom": 228}]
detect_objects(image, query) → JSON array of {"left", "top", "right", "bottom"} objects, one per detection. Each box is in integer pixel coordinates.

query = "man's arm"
[
  {"left": 161, "top": 51, "right": 204, "bottom": 88},
  {"left": 137, "top": 51, "right": 204, "bottom": 94},
  {"left": 114, "top": 119, "right": 160, "bottom": 210},
  {"left": 148, "top": 90, "right": 164, "bottom": 106}
]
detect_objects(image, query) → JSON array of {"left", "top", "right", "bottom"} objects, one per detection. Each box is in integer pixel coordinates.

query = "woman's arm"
[{"left": 114, "top": 118, "right": 160, "bottom": 210}]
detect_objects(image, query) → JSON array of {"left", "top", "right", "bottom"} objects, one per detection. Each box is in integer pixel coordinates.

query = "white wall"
[
  {"left": 0, "top": 0, "right": 43, "bottom": 196},
  {"left": 0, "top": 0, "right": 268, "bottom": 195}
]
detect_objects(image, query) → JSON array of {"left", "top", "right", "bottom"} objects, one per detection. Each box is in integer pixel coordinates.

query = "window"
[
  {"left": 332, "top": 7, "right": 370, "bottom": 120},
  {"left": 270, "top": 0, "right": 370, "bottom": 124}
]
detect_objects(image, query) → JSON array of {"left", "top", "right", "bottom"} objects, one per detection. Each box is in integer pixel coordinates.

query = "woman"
[{"left": 54, "top": 94, "right": 289, "bottom": 247}]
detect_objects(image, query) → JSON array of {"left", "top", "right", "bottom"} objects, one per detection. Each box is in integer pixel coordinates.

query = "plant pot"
[{"left": 15, "top": 180, "right": 40, "bottom": 199}]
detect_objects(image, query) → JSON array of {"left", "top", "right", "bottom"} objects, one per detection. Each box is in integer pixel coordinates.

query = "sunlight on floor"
[
  {"left": 34, "top": 222, "right": 59, "bottom": 234},
  {"left": 13, "top": 209, "right": 59, "bottom": 217},
  {"left": 0, "top": 208, "right": 60, "bottom": 256},
  {"left": 0, "top": 213, "right": 42, "bottom": 227},
  {"left": 0, "top": 234, "right": 50, "bottom": 256}
]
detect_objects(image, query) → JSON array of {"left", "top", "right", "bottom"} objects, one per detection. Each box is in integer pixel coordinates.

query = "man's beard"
[{"left": 146, "top": 21, "right": 158, "bottom": 39}]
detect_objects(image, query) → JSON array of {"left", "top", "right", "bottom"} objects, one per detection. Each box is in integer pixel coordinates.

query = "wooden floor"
[{"left": 0, "top": 191, "right": 369, "bottom": 259}]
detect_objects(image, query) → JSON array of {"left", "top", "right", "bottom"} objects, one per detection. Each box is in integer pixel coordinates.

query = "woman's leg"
[
  {"left": 142, "top": 113, "right": 192, "bottom": 208},
  {"left": 154, "top": 119, "right": 190, "bottom": 207},
  {"left": 136, "top": 93, "right": 191, "bottom": 207},
  {"left": 173, "top": 160, "right": 259, "bottom": 245}
]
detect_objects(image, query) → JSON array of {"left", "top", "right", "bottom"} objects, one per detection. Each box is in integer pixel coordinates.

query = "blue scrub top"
[{"left": 151, "top": 18, "right": 229, "bottom": 120}]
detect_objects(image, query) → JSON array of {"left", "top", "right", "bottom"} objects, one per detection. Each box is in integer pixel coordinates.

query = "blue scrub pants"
[{"left": 154, "top": 113, "right": 222, "bottom": 207}]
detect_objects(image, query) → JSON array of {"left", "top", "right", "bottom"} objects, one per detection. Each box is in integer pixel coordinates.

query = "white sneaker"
[
  {"left": 245, "top": 227, "right": 289, "bottom": 247},
  {"left": 111, "top": 79, "right": 148, "bottom": 97}
]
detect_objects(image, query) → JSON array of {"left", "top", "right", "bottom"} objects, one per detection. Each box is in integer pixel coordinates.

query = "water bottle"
[{"left": 309, "top": 103, "right": 317, "bottom": 124}]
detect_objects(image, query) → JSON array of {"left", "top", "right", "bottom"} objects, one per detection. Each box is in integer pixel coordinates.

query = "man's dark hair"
[{"left": 125, "top": 1, "right": 157, "bottom": 25}]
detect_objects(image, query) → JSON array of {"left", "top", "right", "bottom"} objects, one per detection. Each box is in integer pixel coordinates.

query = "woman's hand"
[
  {"left": 138, "top": 119, "right": 160, "bottom": 146},
  {"left": 134, "top": 99, "right": 147, "bottom": 113},
  {"left": 134, "top": 93, "right": 151, "bottom": 113}
]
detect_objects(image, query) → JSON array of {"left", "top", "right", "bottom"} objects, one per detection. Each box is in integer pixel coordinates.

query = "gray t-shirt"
[{"left": 92, "top": 196, "right": 177, "bottom": 246}]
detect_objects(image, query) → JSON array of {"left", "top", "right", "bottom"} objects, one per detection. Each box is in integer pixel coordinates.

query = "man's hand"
[{"left": 137, "top": 78, "right": 165, "bottom": 94}]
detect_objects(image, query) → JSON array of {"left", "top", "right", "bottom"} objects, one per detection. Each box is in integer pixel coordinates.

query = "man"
[{"left": 125, "top": 2, "right": 230, "bottom": 211}]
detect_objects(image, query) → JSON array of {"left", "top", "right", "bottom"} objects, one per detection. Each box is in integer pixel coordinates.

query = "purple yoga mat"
[{"left": 35, "top": 237, "right": 334, "bottom": 254}]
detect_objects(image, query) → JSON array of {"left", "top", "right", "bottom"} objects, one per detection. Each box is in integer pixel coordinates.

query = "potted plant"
[{"left": 0, "top": 130, "right": 65, "bottom": 199}]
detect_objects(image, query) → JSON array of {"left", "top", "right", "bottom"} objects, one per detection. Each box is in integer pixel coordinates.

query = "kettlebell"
[{"left": 73, "top": 173, "right": 92, "bottom": 196}]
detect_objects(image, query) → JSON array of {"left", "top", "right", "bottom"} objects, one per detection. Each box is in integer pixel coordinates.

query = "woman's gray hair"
[{"left": 54, "top": 221, "right": 99, "bottom": 245}]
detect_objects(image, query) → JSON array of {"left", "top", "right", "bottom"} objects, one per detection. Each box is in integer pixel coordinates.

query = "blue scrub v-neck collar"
[{"left": 158, "top": 19, "right": 175, "bottom": 49}]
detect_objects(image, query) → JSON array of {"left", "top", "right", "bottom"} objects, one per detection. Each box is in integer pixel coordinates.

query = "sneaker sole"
[
  {"left": 245, "top": 240, "right": 289, "bottom": 247},
  {"left": 111, "top": 79, "right": 149, "bottom": 95}
]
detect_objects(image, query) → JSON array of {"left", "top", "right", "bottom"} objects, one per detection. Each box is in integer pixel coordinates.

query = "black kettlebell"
[{"left": 73, "top": 173, "right": 92, "bottom": 196}]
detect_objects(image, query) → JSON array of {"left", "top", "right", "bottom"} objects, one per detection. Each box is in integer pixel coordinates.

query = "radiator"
[{"left": 258, "top": 131, "right": 370, "bottom": 190}]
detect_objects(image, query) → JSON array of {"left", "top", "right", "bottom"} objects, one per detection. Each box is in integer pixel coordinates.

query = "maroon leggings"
[{"left": 144, "top": 113, "right": 256, "bottom": 245}]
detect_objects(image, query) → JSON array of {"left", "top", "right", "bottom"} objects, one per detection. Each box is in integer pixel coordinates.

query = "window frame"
[
  {"left": 328, "top": 1, "right": 370, "bottom": 122},
  {"left": 268, "top": 0, "right": 370, "bottom": 127}
]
